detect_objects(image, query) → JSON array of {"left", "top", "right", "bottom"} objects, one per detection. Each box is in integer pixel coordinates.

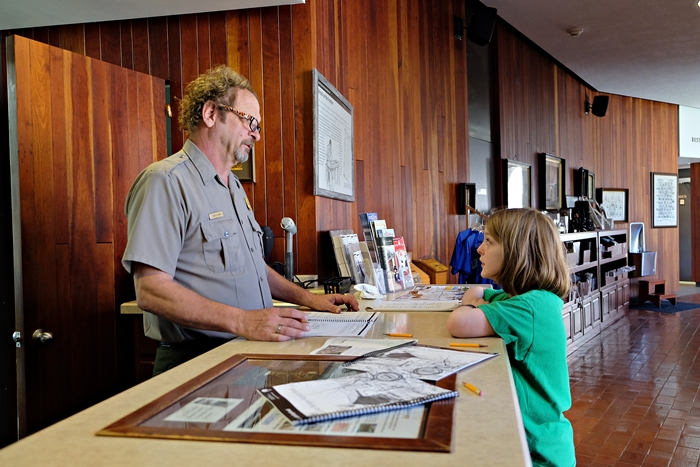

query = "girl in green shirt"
[{"left": 447, "top": 208, "right": 575, "bottom": 467}]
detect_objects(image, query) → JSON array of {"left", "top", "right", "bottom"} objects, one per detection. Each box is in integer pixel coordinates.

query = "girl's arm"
[{"left": 447, "top": 287, "right": 496, "bottom": 337}]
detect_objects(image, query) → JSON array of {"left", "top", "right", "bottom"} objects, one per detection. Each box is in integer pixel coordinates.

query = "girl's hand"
[{"left": 461, "top": 286, "right": 485, "bottom": 306}]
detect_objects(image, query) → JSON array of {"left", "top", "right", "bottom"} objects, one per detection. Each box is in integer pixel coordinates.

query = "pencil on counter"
[
  {"left": 449, "top": 342, "right": 488, "bottom": 348},
  {"left": 463, "top": 382, "right": 483, "bottom": 396},
  {"left": 384, "top": 333, "right": 413, "bottom": 338}
]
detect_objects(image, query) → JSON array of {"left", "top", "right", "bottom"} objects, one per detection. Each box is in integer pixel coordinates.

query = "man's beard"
[{"left": 234, "top": 139, "right": 255, "bottom": 165}]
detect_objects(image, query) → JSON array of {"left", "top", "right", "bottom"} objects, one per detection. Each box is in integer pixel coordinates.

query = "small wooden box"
[
  {"left": 410, "top": 262, "right": 431, "bottom": 285},
  {"left": 413, "top": 258, "right": 449, "bottom": 284}
]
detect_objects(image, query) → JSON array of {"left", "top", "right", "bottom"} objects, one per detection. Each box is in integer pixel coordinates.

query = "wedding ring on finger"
[{"left": 276, "top": 324, "right": 283, "bottom": 334}]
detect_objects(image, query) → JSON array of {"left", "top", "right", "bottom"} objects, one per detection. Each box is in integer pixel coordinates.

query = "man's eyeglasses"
[{"left": 218, "top": 104, "right": 261, "bottom": 133}]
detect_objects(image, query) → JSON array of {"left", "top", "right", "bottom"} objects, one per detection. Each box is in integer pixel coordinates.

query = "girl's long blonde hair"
[{"left": 485, "top": 208, "right": 571, "bottom": 298}]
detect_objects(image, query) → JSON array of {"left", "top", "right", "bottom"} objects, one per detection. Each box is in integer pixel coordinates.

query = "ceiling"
[
  {"left": 481, "top": 0, "right": 700, "bottom": 167},
  {"left": 0, "top": 0, "right": 304, "bottom": 30}
]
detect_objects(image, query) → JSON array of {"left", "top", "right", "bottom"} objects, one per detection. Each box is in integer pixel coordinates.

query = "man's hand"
[
  {"left": 236, "top": 307, "right": 311, "bottom": 342},
  {"left": 306, "top": 293, "right": 360, "bottom": 314}
]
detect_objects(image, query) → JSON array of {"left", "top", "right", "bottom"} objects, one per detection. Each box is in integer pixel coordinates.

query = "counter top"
[{"left": 0, "top": 311, "right": 530, "bottom": 466}]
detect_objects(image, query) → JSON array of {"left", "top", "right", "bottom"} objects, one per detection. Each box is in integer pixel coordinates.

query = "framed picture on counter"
[{"left": 97, "top": 354, "right": 457, "bottom": 452}]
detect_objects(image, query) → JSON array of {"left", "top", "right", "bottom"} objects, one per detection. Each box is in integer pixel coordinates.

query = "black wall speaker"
[
  {"left": 467, "top": 3, "right": 497, "bottom": 46},
  {"left": 591, "top": 95, "right": 609, "bottom": 117},
  {"left": 457, "top": 183, "right": 477, "bottom": 215}
]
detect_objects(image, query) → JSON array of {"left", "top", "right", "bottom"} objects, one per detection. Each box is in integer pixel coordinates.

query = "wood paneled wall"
[
  {"left": 311, "top": 0, "right": 469, "bottom": 270},
  {"left": 494, "top": 21, "right": 679, "bottom": 290}
]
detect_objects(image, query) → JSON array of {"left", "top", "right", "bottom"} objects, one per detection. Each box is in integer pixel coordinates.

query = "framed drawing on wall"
[
  {"left": 312, "top": 69, "right": 355, "bottom": 202},
  {"left": 651, "top": 172, "right": 678, "bottom": 228},
  {"left": 538, "top": 153, "right": 565, "bottom": 210},
  {"left": 231, "top": 147, "right": 255, "bottom": 182},
  {"left": 502, "top": 159, "right": 531, "bottom": 208},
  {"left": 596, "top": 188, "right": 628, "bottom": 222}
]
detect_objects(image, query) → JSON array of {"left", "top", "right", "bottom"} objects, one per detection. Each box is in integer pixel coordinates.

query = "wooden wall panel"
[
  {"left": 260, "top": 8, "right": 284, "bottom": 231},
  {"left": 196, "top": 14, "right": 212, "bottom": 73},
  {"left": 495, "top": 20, "right": 679, "bottom": 292},
  {"left": 148, "top": 17, "right": 169, "bottom": 79},
  {"left": 290, "top": 4, "right": 316, "bottom": 274},
  {"left": 99, "top": 22, "right": 122, "bottom": 66},
  {"left": 6, "top": 36, "right": 166, "bottom": 434},
  {"left": 120, "top": 21, "right": 133, "bottom": 70},
  {"left": 311, "top": 0, "right": 468, "bottom": 269}
]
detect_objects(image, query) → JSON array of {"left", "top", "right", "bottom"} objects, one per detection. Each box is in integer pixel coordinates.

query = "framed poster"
[
  {"left": 596, "top": 188, "right": 628, "bottom": 222},
  {"left": 97, "top": 354, "right": 456, "bottom": 452},
  {"left": 231, "top": 147, "right": 255, "bottom": 182},
  {"left": 502, "top": 159, "right": 531, "bottom": 208},
  {"left": 312, "top": 69, "right": 354, "bottom": 202},
  {"left": 538, "top": 153, "right": 565, "bottom": 210},
  {"left": 651, "top": 172, "right": 678, "bottom": 228}
]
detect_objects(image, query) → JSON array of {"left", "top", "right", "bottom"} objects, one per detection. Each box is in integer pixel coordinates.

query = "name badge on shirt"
[
  {"left": 244, "top": 197, "right": 252, "bottom": 210},
  {"left": 209, "top": 211, "right": 224, "bottom": 220}
]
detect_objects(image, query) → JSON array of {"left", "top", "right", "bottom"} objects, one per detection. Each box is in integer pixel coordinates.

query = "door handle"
[{"left": 32, "top": 329, "right": 54, "bottom": 345}]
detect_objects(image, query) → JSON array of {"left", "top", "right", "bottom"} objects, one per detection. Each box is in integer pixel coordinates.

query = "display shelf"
[
  {"left": 561, "top": 229, "right": 630, "bottom": 351},
  {"left": 570, "top": 262, "right": 598, "bottom": 274}
]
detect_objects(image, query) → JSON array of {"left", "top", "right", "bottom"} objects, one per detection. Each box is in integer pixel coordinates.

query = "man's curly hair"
[{"left": 178, "top": 65, "right": 257, "bottom": 134}]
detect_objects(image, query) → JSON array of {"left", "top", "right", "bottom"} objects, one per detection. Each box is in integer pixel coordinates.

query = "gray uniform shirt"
[{"left": 122, "top": 139, "right": 273, "bottom": 343}]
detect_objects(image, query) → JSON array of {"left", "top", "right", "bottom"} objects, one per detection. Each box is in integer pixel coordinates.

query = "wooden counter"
[{"left": 0, "top": 309, "right": 531, "bottom": 466}]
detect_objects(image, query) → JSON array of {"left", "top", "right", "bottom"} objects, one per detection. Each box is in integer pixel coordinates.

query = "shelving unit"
[{"left": 561, "top": 229, "right": 630, "bottom": 350}]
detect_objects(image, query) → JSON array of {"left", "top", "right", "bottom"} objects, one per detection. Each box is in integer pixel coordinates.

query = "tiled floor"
[{"left": 567, "top": 284, "right": 700, "bottom": 466}]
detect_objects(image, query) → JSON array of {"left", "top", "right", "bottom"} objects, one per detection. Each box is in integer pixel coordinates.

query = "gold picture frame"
[
  {"left": 539, "top": 153, "right": 566, "bottom": 210},
  {"left": 231, "top": 147, "right": 255, "bottom": 182}
]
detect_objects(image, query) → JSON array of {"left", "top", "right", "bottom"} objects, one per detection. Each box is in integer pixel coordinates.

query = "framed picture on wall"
[
  {"left": 231, "top": 147, "right": 255, "bottom": 182},
  {"left": 502, "top": 159, "right": 531, "bottom": 208},
  {"left": 538, "top": 153, "right": 565, "bottom": 210},
  {"left": 651, "top": 172, "right": 678, "bottom": 228},
  {"left": 587, "top": 171, "right": 596, "bottom": 199},
  {"left": 312, "top": 68, "right": 355, "bottom": 202},
  {"left": 573, "top": 167, "right": 589, "bottom": 197},
  {"left": 596, "top": 188, "right": 628, "bottom": 222}
]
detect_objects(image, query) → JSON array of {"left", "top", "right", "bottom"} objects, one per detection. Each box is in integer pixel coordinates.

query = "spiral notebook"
[
  {"left": 304, "top": 311, "right": 378, "bottom": 337},
  {"left": 259, "top": 369, "right": 458, "bottom": 425}
]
